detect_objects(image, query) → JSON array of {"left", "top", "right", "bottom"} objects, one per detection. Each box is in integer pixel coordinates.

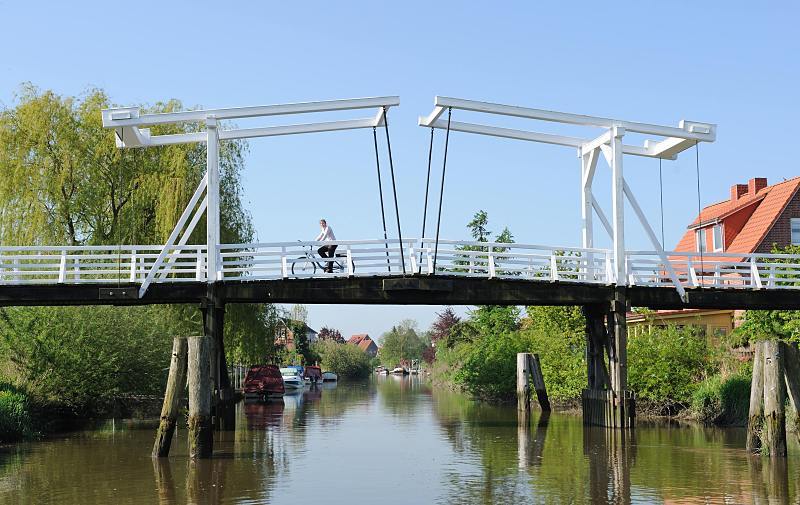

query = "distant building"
[
  {"left": 629, "top": 176, "right": 800, "bottom": 338},
  {"left": 274, "top": 318, "right": 318, "bottom": 351},
  {"left": 347, "top": 334, "right": 378, "bottom": 357}
]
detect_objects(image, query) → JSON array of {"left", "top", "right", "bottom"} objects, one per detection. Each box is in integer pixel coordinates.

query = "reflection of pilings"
[
  {"left": 517, "top": 411, "right": 550, "bottom": 469},
  {"left": 584, "top": 426, "right": 635, "bottom": 504},
  {"left": 748, "top": 455, "right": 789, "bottom": 504},
  {"left": 186, "top": 459, "right": 227, "bottom": 505},
  {"left": 152, "top": 458, "right": 176, "bottom": 505}
]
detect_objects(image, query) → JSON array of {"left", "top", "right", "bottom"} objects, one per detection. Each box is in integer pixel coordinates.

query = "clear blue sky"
[{"left": 1, "top": 2, "right": 798, "bottom": 338}]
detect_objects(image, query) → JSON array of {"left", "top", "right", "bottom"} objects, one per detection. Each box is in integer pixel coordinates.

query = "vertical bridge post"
[{"left": 581, "top": 289, "right": 634, "bottom": 429}]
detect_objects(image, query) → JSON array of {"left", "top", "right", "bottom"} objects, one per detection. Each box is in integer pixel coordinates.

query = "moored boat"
[
  {"left": 243, "top": 365, "right": 285, "bottom": 401},
  {"left": 390, "top": 366, "right": 409, "bottom": 375},
  {"left": 304, "top": 365, "right": 323, "bottom": 385},
  {"left": 280, "top": 367, "right": 305, "bottom": 390},
  {"left": 322, "top": 371, "right": 338, "bottom": 381}
]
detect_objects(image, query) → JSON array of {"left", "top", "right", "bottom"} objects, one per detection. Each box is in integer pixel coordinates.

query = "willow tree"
[
  {"left": 0, "top": 83, "right": 252, "bottom": 246},
  {"left": 0, "top": 85, "right": 275, "bottom": 406}
]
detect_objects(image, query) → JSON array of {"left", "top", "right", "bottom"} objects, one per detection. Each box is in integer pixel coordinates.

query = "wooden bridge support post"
[
  {"left": 581, "top": 291, "right": 634, "bottom": 429},
  {"left": 152, "top": 336, "right": 188, "bottom": 458},
  {"left": 187, "top": 335, "right": 213, "bottom": 459},
  {"left": 202, "top": 284, "right": 235, "bottom": 431}
]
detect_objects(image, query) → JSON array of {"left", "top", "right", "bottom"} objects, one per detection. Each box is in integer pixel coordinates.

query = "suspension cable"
[
  {"left": 419, "top": 127, "right": 435, "bottom": 273},
  {"left": 372, "top": 126, "right": 391, "bottom": 271},
  {"left": 695, "top": 141, "right": 704, "bottom": 286},
  {"left": 382, "top": 107, "right": 406, "bottom": 275},
  {"left": 432, "top": 108, "right": 452, "bottom": 274},
  {"left": 659, "top": 157, "right": 665, "bottom": 248}
]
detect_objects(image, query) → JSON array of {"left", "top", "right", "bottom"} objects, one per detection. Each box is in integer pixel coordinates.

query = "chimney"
[
  {"left": 748, "top": 177, "right": 768, "bottom": 195},
  {"left": 730, "top": 184, "right": 748, "bottom": 201}
]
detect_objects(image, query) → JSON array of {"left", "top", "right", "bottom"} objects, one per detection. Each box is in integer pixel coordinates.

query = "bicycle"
[{"left": 291, "top": 243, "right": 355, "bottom": 275}]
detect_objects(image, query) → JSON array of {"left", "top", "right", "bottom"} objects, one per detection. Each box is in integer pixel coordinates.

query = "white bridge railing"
[{"left": 3, "top": 240, "right": 800, "bottom": 293}]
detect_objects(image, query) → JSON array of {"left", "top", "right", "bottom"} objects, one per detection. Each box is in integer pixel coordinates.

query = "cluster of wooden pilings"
[
  {"left": 153, "top": 287, "right": 233, "bottom": 459},
  {"left": 581, "top": 288, "right": 635, "bottom": 429},
  {"left": 747, "top": 339, "right": 800, "bottom": 457},
  {"left": 517, "top": 352, "right": 550, "bottom": 423}
]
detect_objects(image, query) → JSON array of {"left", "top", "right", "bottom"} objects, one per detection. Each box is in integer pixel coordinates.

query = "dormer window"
[
  {"left": 712, "top": 224, "right": 723, "bottom": 252},
  {"left": 696, "top": 228, "right": 707, "bottom": 252}
]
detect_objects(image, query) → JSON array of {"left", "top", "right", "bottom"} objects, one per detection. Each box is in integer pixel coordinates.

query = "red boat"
[
  {"left": 243, "top": 365, "right": 285, "bottom": 401},
  {"left": 304, "top": 365, "right": 322, "bottom": 384}
]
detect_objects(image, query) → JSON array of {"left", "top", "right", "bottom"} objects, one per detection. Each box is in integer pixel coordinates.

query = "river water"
[{"left": 2, "top": 376, "right": 798, "bottom": 504}]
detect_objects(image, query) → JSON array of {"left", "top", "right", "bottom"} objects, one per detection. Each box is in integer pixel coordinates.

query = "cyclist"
[{"left": 315, "top": 219, "right": 337, "bottom": 272}]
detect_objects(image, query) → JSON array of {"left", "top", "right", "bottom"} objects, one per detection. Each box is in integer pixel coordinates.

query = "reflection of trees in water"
[
  {"left": 376, "top": 375, "right": 431, "bottom": 418},
  {"left": 432, "top": 390, "right": 590, "bottom": 503}
]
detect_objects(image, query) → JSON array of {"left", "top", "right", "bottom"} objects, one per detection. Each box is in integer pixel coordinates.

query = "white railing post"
[
  {"left": 687, "top": 260, "right": 698, "bottom": 287},
  {"left": 751, "top": 258, "right": 763, "bottom": 289},
  {"left": 347, "top": 246, "right": 354, "bottom": 276},
  {"left": 58, "top": 250, "right": 67, "bottom": 283},
  {"left": 426, "top": 247, "right": 433, "bottom": 275},
  {"left": 195, "top": 249, "right": 204, "bottom": 281},
  {"left": 605, "top": 254, "right": 613, "bottom": 284},
  {"left": 72, "top": 257, "right": 80, "bottom": 281},
  {"left": 11, "top": 258, "right": 20, "bottom": 284},
  {"left": 488, "top": 247, "right": 496, "bottom": 279},
  {"left": 769, "top": 264, "right": 776, "bottom": 288},
  {"left": 550, "top": 253, "right": 559, "bottom": 281},
  {"left": 130, "top": 249, "right": 137, "bottom": 282},
  {"left": 281, "top": 246, "right": 288, "bottom": 279},
  {"left": 409, "top": 246, "right": 418, "bottom": 273}
]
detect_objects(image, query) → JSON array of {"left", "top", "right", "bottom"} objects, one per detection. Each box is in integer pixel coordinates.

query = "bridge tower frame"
[{"left": 420, "top": 96, "right": 716, "bottom": 428}]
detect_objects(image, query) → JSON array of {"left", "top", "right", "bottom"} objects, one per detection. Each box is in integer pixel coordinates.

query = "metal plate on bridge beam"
[
  {"left": 382, "top": 278, "right": 453, "bottom": 292},
  {"left": 98, "top": 287, "right": 139, "bottom": 300}
]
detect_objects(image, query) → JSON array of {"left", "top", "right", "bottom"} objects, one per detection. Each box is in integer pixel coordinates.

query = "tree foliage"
[
  {"left": 318, "top": 326, "right": 345, "bottom": 343},
  {"left": 313, "top": 341, "right": 371, "bottom": 379},
  {"left": 379, "top": 319, "right": 426, "bottom": 366},
  {"left": 0, "top": 85, "right": 276, "bottom": 411}
]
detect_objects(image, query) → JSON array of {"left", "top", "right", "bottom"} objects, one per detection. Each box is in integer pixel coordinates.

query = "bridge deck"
[{"left": 2, "top": 275, "right": 799, "bottom": 310}]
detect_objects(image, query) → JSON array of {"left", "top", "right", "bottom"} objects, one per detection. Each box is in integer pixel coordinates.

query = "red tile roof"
[
  {"left": 674, "top": 177, "right": 800, "bottom": 255},
  {"left": 347, "top": 334, "right": 377, "bottom": 353}
]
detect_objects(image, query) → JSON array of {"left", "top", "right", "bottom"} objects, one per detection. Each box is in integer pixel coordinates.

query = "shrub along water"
[
  {"left": 0, "top": 382, "right": 33, "bottom": 442},
  {"left": 313, "top": 341, "right": 372, "bottom": 380}
]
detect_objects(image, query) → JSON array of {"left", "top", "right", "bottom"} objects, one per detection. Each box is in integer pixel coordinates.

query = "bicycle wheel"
[
  {"left": 291, "top": 257, "right": 316, "bottom": 276},
  {"left": 335, "top": 254, "right": 355, "bottom": 274}
]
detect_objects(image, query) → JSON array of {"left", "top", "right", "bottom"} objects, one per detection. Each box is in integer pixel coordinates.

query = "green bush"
[
  {"left": 452, "top": 332, "right": 527, "bottom": 399},
  {"left": 691, "top": 373, "right": 750, "bottom": 425},
  {"left": 0, "top": 305, "right": 195, "bottom": 415},
  {"left": 628, "top": 325, "right": 712, "bottom": 405},
  {"left": 313, "top": 341, "right": 372, "bottom": 380},
  {"left": 0, "top": 382, "right": 32, "bottom": 442}
]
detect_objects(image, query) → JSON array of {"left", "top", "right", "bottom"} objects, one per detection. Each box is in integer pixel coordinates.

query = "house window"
[
  {"left": 712, "top": 224, "right": 723, "bottom": 252},
  {"left": 792, "top": 218, "right": 800, "bottom": 245},
  {"left": 696, "top": 228, "right": 707, "bottom": 252}
]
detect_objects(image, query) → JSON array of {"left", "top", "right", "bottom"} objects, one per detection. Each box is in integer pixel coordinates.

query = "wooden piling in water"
[
  {"left": 747, "top": 341, "right": 765, "bottom": 453},
  {"left": 529, "top": 354, "right": 551, "bottom": 412},
  {"left": 152, "top": 337, "right": 188, "bottom": 458},
  {"left": 781, "top": 341, "right": 800, "bottom": 435},
  {"left": 517, "top": 353, "right": 532, "bottom": 422},
  {"left": 762, "top": 340, "right": 787, "bottom": 457},
  {"left": 188, "top": 335, "right": 213, "bottom": 459}
]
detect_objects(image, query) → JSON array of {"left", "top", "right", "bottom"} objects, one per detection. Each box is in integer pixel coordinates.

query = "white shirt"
[{"left": 315, "top": 225, "right": 336, "bottom": 242}]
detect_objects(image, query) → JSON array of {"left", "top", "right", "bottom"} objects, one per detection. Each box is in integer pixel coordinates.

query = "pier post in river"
[
  {"left": 581, "top": 287, "right": 634, "bottom": 429},
  {"left": 746, "top": 340, "right": 800, "bottom": 457},
  {"left": 188, "top": 335, "right": 213, "bottom": 458},
  {"left": 152, "top": 337, "right": 188, "bottom": 458}
]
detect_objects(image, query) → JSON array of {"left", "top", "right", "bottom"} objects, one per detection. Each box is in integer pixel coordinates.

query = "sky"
[{"left": 1, "top": 2, "right": 798, "bottom": 339}]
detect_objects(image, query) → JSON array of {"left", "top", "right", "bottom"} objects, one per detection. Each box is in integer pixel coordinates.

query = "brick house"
[
  {"left": 274, "top": 318, "right": 318, "bottom": 351},
  {"left": 629, "top": 176, "right": 800, "bottom": 337},
  {"left": 347, "top": 334, "right": 378, "bottom": 357}
]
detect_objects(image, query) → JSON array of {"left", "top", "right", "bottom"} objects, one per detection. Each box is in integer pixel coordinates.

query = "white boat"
[
  {"left": 280, "top": 367, "right": 305, "bottom": 390},
  {"left": 322, "top": 371, "right": 338, "bottom": 382},
  {"left": 390, "top": 367, "right": 409, "bottom": 375}
]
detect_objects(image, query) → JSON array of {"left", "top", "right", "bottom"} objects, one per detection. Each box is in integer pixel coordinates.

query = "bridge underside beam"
[{"left": 1, "top": 278, "right": 799, "bottom": 310}]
